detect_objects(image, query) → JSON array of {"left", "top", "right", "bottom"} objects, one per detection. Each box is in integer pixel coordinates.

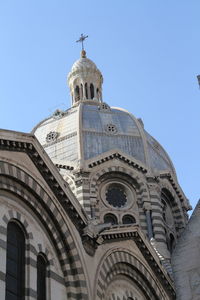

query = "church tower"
[{"left": 0, "top": 38, "right": 191, "bottom": 299}]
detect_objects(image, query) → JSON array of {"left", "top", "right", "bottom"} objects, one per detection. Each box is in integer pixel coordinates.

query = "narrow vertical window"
[
  {"left": 81, "top": 83, "right": 83, "bottom": 99},
  {"left": 6, "top": 221, "right": 25, "bottom": 300},
  {"left": 96, "top": 88, "right": 99, "bottom": 99},
  {"left": 90, "top": 83, "right": 94, "bottom": 99},
  {"left": 37, "top": 254, "right": 47, "bottom": 300},
  {"left": 75, "top": 86, "right": 80, "bottom": 102},
  {"left": 85, "top": 83, "right": 88, "bottom": 99}
]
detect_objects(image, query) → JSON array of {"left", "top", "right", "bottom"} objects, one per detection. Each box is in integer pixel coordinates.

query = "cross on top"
[{"left": 76, "top": 34, "right": 88, "bottom": 50}]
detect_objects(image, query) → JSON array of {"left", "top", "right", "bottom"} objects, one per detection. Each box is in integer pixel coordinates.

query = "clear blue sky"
[{"left": 0, "top": 1, "right": 199, "bottom": 212}]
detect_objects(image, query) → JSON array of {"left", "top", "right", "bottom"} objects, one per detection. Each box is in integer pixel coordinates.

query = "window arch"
[
  {"left": 37, "top": 253, "right": 48, "bottom": 300},
  {"left": 90, "top": 83, "right": 94, "bottom": 99},
  {"left": 122, "top": 215, "right": 136, "bottom": 225},
  {"left": 104, "top": 213, "right": 118, "bottom": 225},
  {"left": 6, "top": 221, "right": 25, "bottom": 300}
]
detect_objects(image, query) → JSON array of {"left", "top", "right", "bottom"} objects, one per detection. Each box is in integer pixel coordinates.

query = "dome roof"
[
  {"left": 71, "top": 57, "right": 99, "bottom": 73},
  {"left": 32, "top": 101, "right": 176, "bottom": 176},
  {"left": 67, "top": 50, "right": 102, "bottom": 83}
]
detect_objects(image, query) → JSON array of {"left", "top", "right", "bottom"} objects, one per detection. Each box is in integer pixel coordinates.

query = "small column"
[
  {"left": 90, "top": 197, "right": 97, "bottom": 219},
  {"left": 143, "top": 202, "right": 153, "bottom": 239}
]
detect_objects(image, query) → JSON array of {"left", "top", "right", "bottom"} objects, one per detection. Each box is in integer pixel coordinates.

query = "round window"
[{"left": 105, "top": 184, "right": 127, "bottom": 208}]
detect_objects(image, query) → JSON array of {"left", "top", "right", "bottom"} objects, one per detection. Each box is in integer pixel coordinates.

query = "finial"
[
  {"left": 81, "top": 49, "right": 86, "bottom": 58},
  {"left": 76, "top": 33, "right": 88, "bottom": 51}
]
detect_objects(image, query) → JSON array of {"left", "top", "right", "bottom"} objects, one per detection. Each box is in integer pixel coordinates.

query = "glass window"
[
  {"left": 106, "top": 184, "right": 127, "bottom": 208},
  {"left": 37, "top": 254, "right": 47, "bottom": 300},
  {"left": 6, "top": 222, "right": 25, "bottom": 300},
  {"left": 104, "top": 213, "right": 118, "bottom": 225},
  {"left": 122, "top": 215, "right": 136, "bottom": 225}
]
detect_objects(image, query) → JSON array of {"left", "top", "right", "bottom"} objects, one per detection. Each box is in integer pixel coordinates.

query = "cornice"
[{"left": 87, "top": 150, "right": 148, "bottom": 174}]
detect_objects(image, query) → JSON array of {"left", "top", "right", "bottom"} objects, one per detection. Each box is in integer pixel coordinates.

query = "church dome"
[
  {"left": 32, "top": 101, "right": 176, "bottom": 175},
  {"left": 32, "top": 51, "right": 176, "bottom": 176}
]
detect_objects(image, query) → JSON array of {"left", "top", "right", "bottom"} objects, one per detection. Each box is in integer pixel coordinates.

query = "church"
[{"left": 0, "top": 38, "right": 199, "bottom": 299}]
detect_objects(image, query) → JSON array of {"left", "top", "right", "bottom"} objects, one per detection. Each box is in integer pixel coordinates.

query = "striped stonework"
[
  {"left": 95, "top": 249, "right": 172, "bottom": 300},
  {"left": 159, "top": 178, "right": 187, "bottom": 230},
  {"left": 0, "top": 160, "right": 88, "bottom": 299}
]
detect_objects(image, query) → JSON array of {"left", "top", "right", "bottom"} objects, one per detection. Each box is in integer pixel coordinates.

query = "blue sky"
[{"left": 0, "top": 1, "right": 199, "bottom": 212}]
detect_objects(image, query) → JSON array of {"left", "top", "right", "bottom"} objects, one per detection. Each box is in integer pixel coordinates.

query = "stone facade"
[
  {"left": 0, "top": 49, "right": 195, "bottom": 299},
  {"left": 172, "top": 200, "right": 200, "bottom": 300}
]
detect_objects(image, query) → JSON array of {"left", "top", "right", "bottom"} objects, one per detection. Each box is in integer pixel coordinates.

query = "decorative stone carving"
[
  {"left": 105, "top": 123, "right": 118, "bottom": 134},
  {"left": 46, "top": 131, "right": 59, "bottom": 143}
]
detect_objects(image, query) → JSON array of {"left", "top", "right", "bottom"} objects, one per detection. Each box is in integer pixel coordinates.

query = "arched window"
[
  {"left": 161, "top": 189, "right": 174, "bottom": 227},
  {"left": 6, "top": 221, "right": 25, "bottom": 300},
  {"left": 167, "top": 234, "right": 175, "bottom": 254},
  {"left": 81, "top": 83, "right": 83, "bottom": 99},
  {"left": 96, "top": 88, "right": 99, "bottom": 99},
  {"left": 75, "top": 85, "right": 80, "bottom": 102},
  {"left": 37, "top": 253, "right": 47, "bottom": 300},
  {"left": 90, "top": 83, "right": 94, "bottom": 99},
  {"left": 104, "top": 213, "right": 118, "bottom": 225},
  {"left": 85, "top": 83, "right": 88, "bottom": 99},
  {"left": 122, "top": 215, "right": 136, "bottom": 225}
]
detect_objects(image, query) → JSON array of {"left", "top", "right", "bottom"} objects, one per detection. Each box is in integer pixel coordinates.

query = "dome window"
[
  {"left": 81, "top": 84, "right": 83, "bottom": 99},
  {"left": 75, "top": 85, "right": 80, "bottom": 102},
  {"left": 122, "top": 215, "right": 136, "bottom": 225},
  {"left": 90, "top": 83, "right": 94, "bottom": 99},
  {"left": 46, "top": 131, "right": 59, "bottom": 143},
  {"left": 106, "top": 183, "right": 127, "bottom": 208},
  {"left": 105, "top": 123, "right": 117, "bottom": 134},
  {"left": 104, "top": 213, "right": 118, "bottom": 225},
  {"left": 85, "top": 83, "right": 88, "bottom": 99}
]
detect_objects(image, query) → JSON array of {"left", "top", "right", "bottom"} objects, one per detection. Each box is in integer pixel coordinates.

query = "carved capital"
[{"left": 143, "top": 202, "right": 152, "bottom": 211}]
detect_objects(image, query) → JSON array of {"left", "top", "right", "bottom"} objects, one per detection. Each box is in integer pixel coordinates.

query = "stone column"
[{"left": 143, "top": 202, "right": 153, "bottom": 239}]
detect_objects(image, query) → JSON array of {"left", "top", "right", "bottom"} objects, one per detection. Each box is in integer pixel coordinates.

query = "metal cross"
[{"left": 76, "top": 34, "right": 88, "bottom": 50}]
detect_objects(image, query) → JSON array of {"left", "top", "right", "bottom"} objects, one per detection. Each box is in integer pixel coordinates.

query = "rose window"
[{"left": 106, "top": 184, "right": 127, "bottom": 208}]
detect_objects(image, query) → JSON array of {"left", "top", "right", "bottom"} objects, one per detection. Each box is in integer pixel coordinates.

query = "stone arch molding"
[
  {"left": 95, "top": 248, "right": 167, "bottom": 300},
  {"left": 0, "top": 160, "right": 88, "bottom": 299},
  {"left": 89, "top": 165, "right": 149, "bottom": 202}
]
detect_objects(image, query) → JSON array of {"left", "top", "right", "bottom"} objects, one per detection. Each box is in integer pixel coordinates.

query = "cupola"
[{"left": 67, "top": 50, "right": 103, "bottom": 105}]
